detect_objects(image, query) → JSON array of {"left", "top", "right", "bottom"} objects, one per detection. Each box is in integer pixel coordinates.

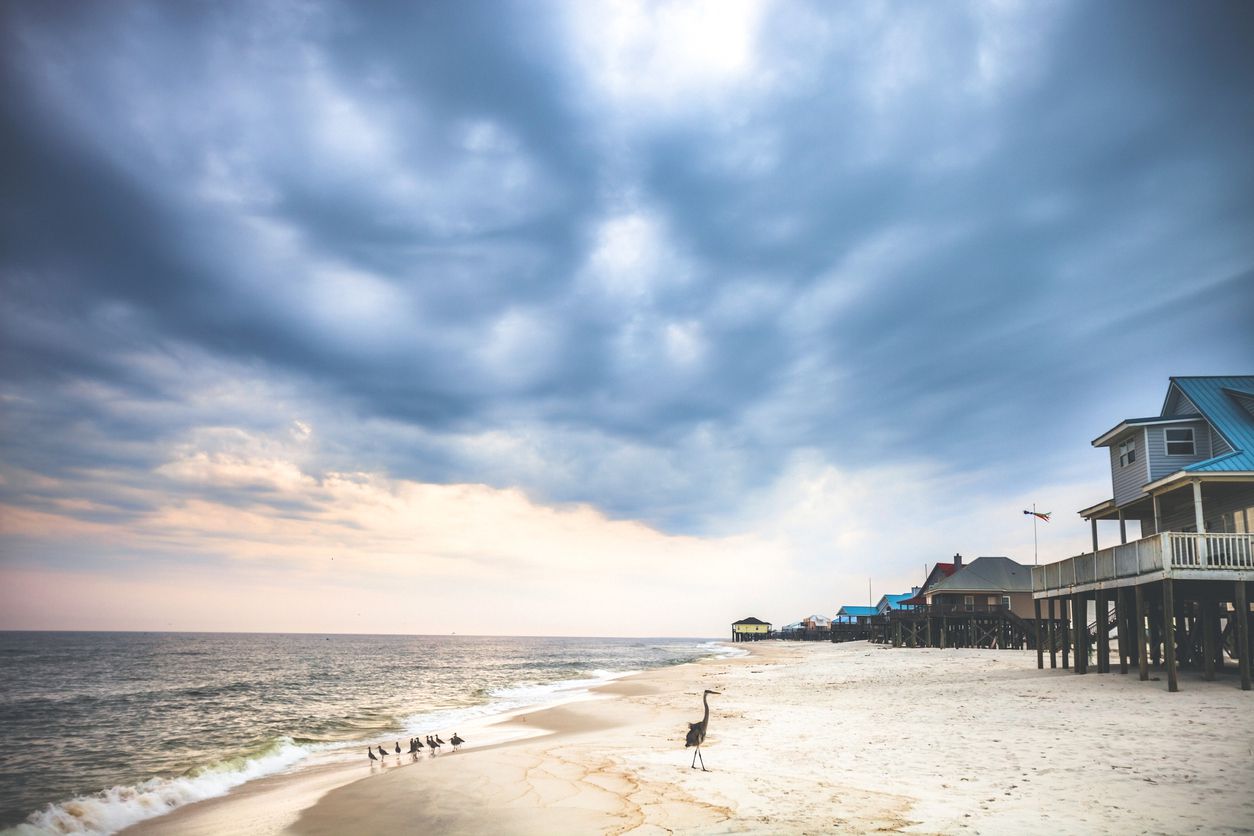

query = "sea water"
[{"left": 0, "top": 632, "right": 730, "bottom": 835}]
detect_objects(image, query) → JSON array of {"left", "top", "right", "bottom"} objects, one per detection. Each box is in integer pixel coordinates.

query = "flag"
[{"left": 1023, "top": 510, "right": 1051, "bottom": 522}]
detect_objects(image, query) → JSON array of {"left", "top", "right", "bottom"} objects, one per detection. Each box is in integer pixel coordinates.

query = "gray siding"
[
  {"left": 1214, "top": 433, "right": 1234, "bottom": 456},
  {"left": 1146, "top": 421, "right": 1212, "bottom": 481},
  {"left": 1163, "top": 386, "right": 1201, "bottom": 417},
  {"left": 1155, "top": 485, "right": 1254, "bottom": 533},
  {"left": 1110, "top": 428, "right": 1149, "bottom": 507}
]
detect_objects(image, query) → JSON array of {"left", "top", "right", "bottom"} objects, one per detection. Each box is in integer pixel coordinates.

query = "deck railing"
[{"left": 1032, "top": 531, "right": 1254, "bottom": 592}]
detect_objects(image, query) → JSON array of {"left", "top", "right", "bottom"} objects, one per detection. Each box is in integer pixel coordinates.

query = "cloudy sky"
[{"left": 2, "top": 0, "right": 1251, "bottom": 636}]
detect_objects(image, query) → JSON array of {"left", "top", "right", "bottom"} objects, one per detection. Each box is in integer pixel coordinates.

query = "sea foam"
[{"left": 7, "top": 738, "right": 311, "bottom": 836}]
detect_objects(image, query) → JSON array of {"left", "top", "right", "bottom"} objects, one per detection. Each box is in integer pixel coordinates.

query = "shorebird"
[
  {"left": 684, "top": 689, "right": 721, "bottom": 771},
  {"left": 435, "top": 734, "right": 446, "bottom": 746},
  {"left": 377, "top": 744, "right": 389, "bottom": 760},
  {"left": 408, "top": 738, "right": 418, "bottom": 754},
  {"left": 426, "top": 735, "right": 438, "bottom": 753},
  {"left": 368, "top": 747, "right": 378, "bottom": 763},
  {"left": 450, "top": 733, "right": 464, "bottom": 750},
  {"left": 394, "top": 741, "right": 401, "bottom": 755}
]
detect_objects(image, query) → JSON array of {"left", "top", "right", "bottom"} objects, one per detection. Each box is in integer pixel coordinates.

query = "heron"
[
  {"left": 450, "top": 732, "right": 464, "bottom": 750},
  {"left": 684, "top": 689, "right": 721, "bottom": 771}
]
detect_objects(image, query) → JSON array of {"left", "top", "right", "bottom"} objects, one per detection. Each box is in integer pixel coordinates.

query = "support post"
[
  {"left": 1152, "top": 493, "right": 1161, "bottom": 535},
  {"left": 1034, "top": 598, "right": 1043, "bottom": 668},
  {"left": 1091, "top": 518, "right": 1099, "bottom": 553},
  {"left": 1061, "top": 598, "right": 1070, "bottom": 670},
  {"left": 1118, "top": 510, "right": 1127, "bottom": 545},
  {"left": 1192, "top": 480, "right": 1208, "bottom": 567},
  {"left": 1135, "top": 584, "right": 1149, "bottom": 682},
  {"left": 1048, "top": 597, "right": 1057, "bottom": 669},
  {"left": 1163, "top": 579, "right": 1179, "bottom": 692},
  {"left": 1202, "top": 596, "right": 1216, "bottom": 682},
  {"left": 1237, "top": 581, "right": 1251, "bottom": 692},
  {"left": 1097, "top": 590, "right": 1110, "bottom": 673},
  {"left": 1123, "top": 589, "right": 1133, "bottom": 671},
  {"left": 1072, "top": 593, "right": 1085, "bottom": 674}
]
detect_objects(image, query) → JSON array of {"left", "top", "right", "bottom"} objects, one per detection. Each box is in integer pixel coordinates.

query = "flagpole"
[{"left": 1033, "top": 502, "right": 1038, "bottom": 566}]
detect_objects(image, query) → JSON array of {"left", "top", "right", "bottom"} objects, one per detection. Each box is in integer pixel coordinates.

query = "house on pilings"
[{"left": 1032, "top": 376, "right": 1254, "bottom": 691}]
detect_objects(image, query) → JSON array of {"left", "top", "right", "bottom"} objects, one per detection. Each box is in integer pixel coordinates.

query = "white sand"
[{"left": 124, "top": 642, "right": 1254, "bottom": 835}]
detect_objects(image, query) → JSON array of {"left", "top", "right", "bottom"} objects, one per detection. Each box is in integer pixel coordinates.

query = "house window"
[
  {"left": 1118, "top": 438, "right": 1136, "bottom": 467},
  {"left": 963, "top": 595, "right": 974, "bottom": 611},
  {"left": 1165, "top": 428, "right": 1195, "bottom": 456},
  {"left": 1002, "top": 595, "right": 1011, "bottom": 609}
]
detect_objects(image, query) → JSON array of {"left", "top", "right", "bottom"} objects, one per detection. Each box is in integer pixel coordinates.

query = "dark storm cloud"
[{"left": 1, "top": 0, "right": 1252, "bottom": 537}]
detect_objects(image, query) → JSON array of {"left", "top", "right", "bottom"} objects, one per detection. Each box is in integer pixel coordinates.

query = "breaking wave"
[{"left": 6, "top": 737, "right": 312, "bottom": 836}]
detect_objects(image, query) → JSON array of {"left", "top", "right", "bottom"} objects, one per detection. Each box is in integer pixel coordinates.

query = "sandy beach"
[{"left": 123, "top": 642, "right": 1254, "bottom": 835}]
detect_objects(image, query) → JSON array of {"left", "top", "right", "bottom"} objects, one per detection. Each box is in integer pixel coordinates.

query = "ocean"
[{"left": 0, "top": 632, "right": 731, "bottom": 835}]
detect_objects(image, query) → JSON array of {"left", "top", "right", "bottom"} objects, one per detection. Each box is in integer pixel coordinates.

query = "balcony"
[{"left": 1032, "top": 531, "right": 1254, "bottom": 596}]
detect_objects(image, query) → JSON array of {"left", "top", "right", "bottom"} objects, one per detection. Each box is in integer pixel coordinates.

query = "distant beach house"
[
  {"left": 731, "top": 617, "right": 771, "bottom": 642},
  {"left": 834, "top": 605, "right": 877, "bottom": 625},
  {"left": 875, "top": 591, "right": 920, "bottom": 615},
  {"left": 1032, "top": 375, "right": 1254, "bottom": 691},
  {"left": 803, "top": 614, "right": 832, "bottom": 632},
  {"left": 922, "top": 556, "right": 1034, "bottom": 619}
]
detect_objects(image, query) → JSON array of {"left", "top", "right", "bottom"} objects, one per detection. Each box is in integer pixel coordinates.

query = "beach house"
[
  {"left": 922, "top": 557, "right": 1034, "bottom": 618},
  {"left": 731, "top": 616, "right": 772, "bottom": 642},
  {"left": 830, "top": 605, "right": 876, "bottom": 642},
  {"left": 1032, "top": 376, "right": 1254, "bottom": 691}
]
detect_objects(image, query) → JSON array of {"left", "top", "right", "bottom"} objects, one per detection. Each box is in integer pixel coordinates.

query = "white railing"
[
  {"left": 1032, "top": 531, "right": 1254, "bottom": 592},
  {"left": 1167, "top": 531, "right": 1254, "bottom": 570}
]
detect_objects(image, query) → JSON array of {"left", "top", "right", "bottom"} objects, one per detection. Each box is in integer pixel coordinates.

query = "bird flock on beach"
[{"left": 367, "top": 733, "right": 464, "bottom": 764}]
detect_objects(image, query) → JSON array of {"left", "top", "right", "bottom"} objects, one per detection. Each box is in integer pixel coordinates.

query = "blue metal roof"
[
  {"left": 877, "top": 593, "right": 918, "bottom": 612},
  {"left": 1169, "top": 377, "right": 1254, "bottom": 473},
  {"left": 836, "top": 605, "right": 876, "bottom": 616}
]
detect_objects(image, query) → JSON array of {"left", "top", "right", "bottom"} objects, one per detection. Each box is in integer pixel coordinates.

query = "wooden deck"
[{"left": 1030, "top": 532, "right": 1253, "bottom": 692}]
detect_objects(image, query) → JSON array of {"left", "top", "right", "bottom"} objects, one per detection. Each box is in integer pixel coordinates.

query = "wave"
[{"left": 6, "top": 737, "right": 313, "bottom": 836}]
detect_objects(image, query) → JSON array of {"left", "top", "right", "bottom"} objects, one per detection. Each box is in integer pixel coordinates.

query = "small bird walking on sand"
[
  {"left": 684, "top": 689, "right": 721, "bottom": 771},
  {"left": 368, "top": 747, "right": 378, "bottom": 763},
  {"left": 450, "top": 733, "right": 464, "bottom": 750},
  {"left": 394, "top": 741, "right": 401, "bottom": 755},
  {"left": 377, "top": 744, "right": 389, "bottom": 760},
  {"left": 435, "top": 734, "right": 446, "bottom": 746}
]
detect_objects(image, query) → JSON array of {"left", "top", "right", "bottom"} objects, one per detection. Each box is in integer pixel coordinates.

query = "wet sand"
[{"left": 125, "top": 641, "right": 1254, "bottom": 835}]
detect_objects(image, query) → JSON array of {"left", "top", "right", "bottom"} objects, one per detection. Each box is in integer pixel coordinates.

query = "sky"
[{"left": 1, "top": 0, "right": 1252, "bottom": 637}]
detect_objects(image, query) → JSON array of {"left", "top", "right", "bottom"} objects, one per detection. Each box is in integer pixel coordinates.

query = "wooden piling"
[
  {"left": 1163, "top": 579, "right": 1179, "bottom": 692},
  {"left": 1048, "top": 597, "right": 1057, "bottom": 669},
  {"left": 1061, "top": 597, "right": 1070, "bottom": 670},
  {"left": 1237, "top": 581, "right": 1251, "bottom": 692},
  {"left": 1097, "top": 589, "right": 1110, "bottom": 674},
  {"left": 1202, "top": 596, "right": 1216, "bottom": 681},
  {"left": 1135, "top": 584, "right": 1149, "bottom": 682},
  {"left": 1072, "top": 593, "right": 1085, "bottom": 674},
  {"left": 1123, "top": 589, "right": 1133, "bottom": 671},
  {"left": 1034, "top": 598, "right": 1043, "bottom": 669}
]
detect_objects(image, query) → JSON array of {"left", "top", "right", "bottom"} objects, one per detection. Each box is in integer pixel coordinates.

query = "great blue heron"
[{"left": 684, "top": 689, "right": 721, "bottom": 771}]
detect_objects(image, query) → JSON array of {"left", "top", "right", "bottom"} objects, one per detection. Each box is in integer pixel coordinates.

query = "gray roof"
[{"left": 924, "top": 556, "right": 1030, "bottom": 595}]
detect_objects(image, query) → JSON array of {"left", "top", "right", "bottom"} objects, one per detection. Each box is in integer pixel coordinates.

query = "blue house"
[
  {"left": 834, "top": 605, "right": 877, "bottom": 624},
  {"left": 1033, "top": 375, "right": 1254, "bottom": 691},
  {"left": 1079, "top": 376, "right": 1254, "bottom": 546},
  {"left": 875, "top": 590, "right": 920, "bottom": 615}
]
